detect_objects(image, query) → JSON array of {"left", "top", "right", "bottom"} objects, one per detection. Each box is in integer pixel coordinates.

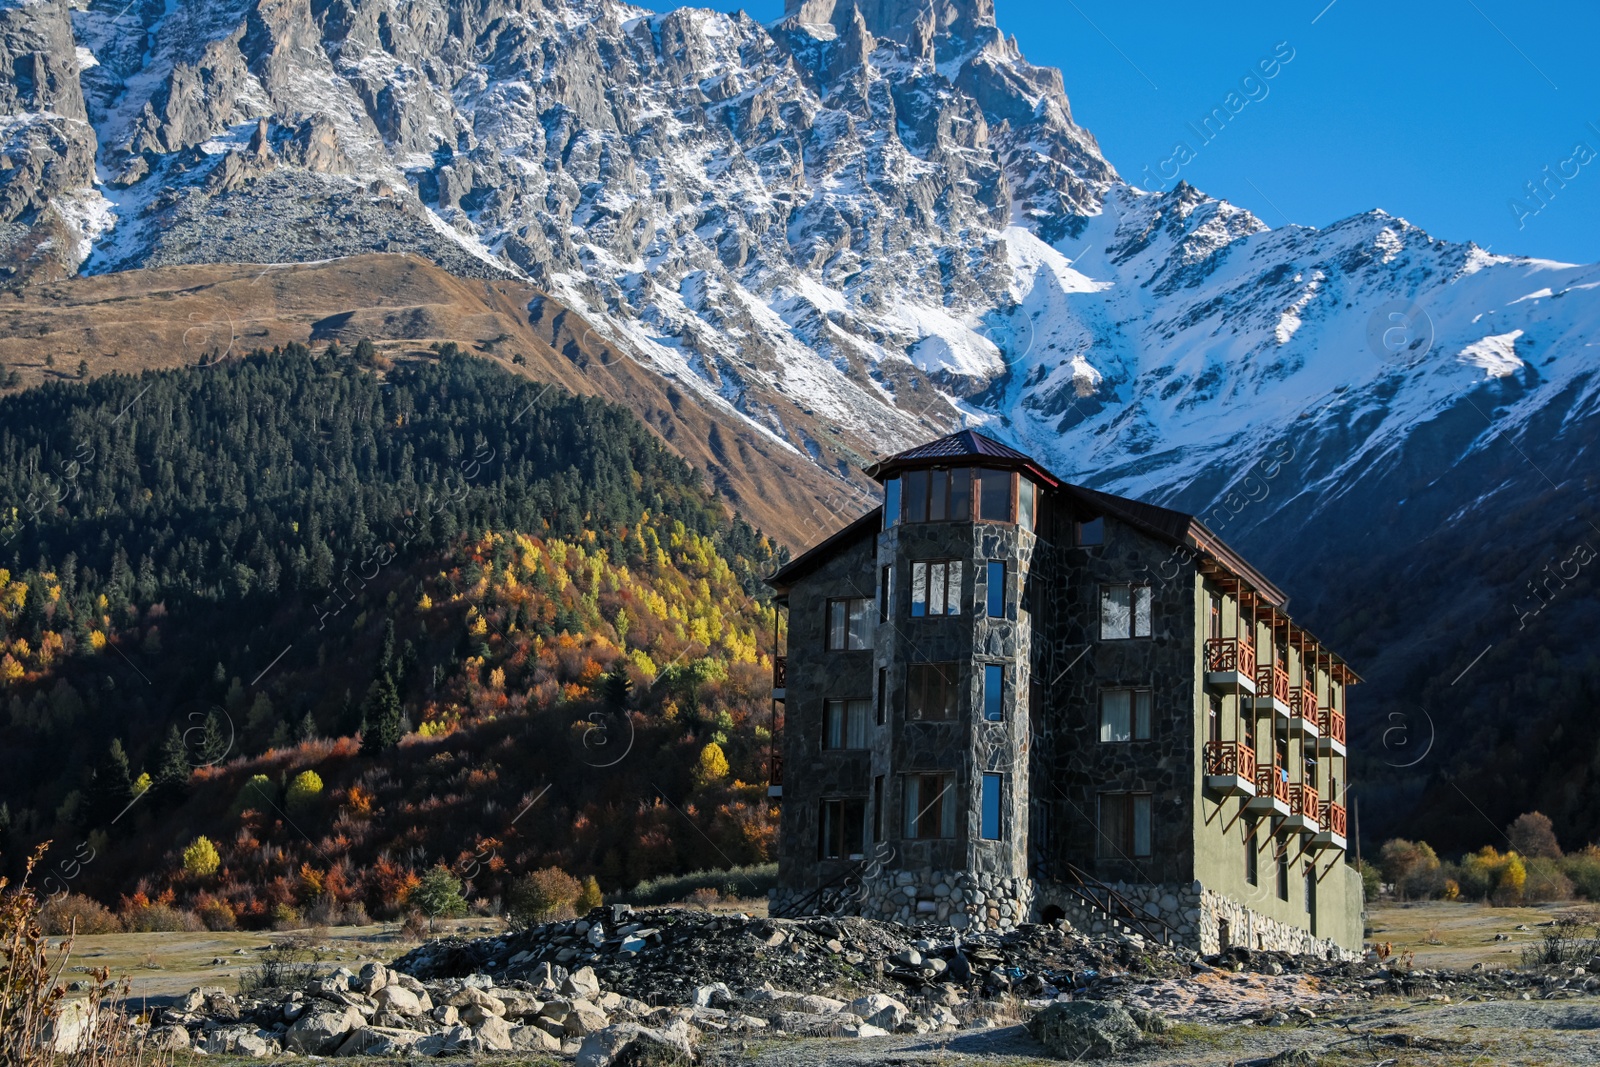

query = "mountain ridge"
[{"left": 1, "top": 0, "right": 1597, "bottom": 848}]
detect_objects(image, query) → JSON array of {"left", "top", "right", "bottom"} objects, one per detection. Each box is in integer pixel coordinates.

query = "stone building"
[{"left": 766, "top": 430, "right": 1362, "bottom": 954}]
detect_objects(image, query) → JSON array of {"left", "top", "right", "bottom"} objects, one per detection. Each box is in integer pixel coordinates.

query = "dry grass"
[{"left": 1365, "top": 899, "right": 1585, "bottom": 969}]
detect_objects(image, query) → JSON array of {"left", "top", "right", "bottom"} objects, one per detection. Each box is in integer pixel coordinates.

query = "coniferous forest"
[{"left": 0, "top": 345, "right": 790, "bottom": 928}]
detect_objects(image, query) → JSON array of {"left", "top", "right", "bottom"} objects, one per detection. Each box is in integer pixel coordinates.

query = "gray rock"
[
  {"left": 509, "top": 1024, "right": 562, "bottom": 1052},
  {"left": 565, "top": 965, "right": 602, "bottom": 998},
  {"left": 334, "top": 1025, "right": 427, "bottom": 1057},
  {"left": 372, "top": 984, "right": 423, "bottom": 1017},
  {"left": 1026, "top": 1001, "right": 1143, "bottom": 1060},
  {"left": 354, "top": 962, "right": 388, "bottom": 994},
  {"left": 848, "top": 994, "right": 909, "bottom": 1030},
  {"left": 474, "top": 1015, "right": 514, "bottom": 1051},
  {"left": 284, "top": 1005, "right": 363, "bottom": 1054},
  {"left": 145, "top": 1024, "right": 190, "bottom": 1051},
  {"left": 575, "top": 1021, "right": 695, "bottom": 1067}
]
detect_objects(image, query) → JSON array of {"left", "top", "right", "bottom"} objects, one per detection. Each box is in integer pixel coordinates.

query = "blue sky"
[{"left": 652, "top": 0, "right": 1600, "bottom": 264}]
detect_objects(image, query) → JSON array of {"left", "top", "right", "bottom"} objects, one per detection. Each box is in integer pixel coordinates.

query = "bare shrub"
[
  {"left": 40, "top": 895, "right": 123, "bottom": 936},
  {"left": 238, "top": 934, "right": 327, "bottom": 994},
  {"left": 1521, "top": 915, "right": 1600, "bottom": 968}
]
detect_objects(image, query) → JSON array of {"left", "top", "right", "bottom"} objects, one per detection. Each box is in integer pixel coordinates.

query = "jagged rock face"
[{"left": 0, "top": 0, "right": 99, "bottom": 281}]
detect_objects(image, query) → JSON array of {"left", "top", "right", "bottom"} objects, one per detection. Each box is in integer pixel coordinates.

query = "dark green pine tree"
[
  {"left": 150, "top": 724, "right": 191, "bottom": 807},
  {"left": 377, "top": 619, "right": 396, "bottom": 679},
  {"left": 360, "top": 675, "right": 404, "bottom": 756},
  {"left": 295, "top": 710, "right": 318, "bottom": 743},
  {"left": 86, "top": 739, "right": 136, "bottom": 827},
  {"left": 602, "top": 661, "right": 632, "bottom": 712},
  {"left": 197, "top": 710, "right": 230, "bottom": 767}
]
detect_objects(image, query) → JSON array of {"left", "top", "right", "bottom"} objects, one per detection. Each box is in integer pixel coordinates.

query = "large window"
[
  {"left": 985, "top": 561, "right": 1006, "bottom": 617},
  {"left": 980, "top": 774, "right": 1003, "bottom": 841},
  {"left": 819, "top": 798, "right": 866, "bottom": 859},
  {"left": 826, "top": 597, "right": 872, "bottom": 650},
  {"left": 894, "top": 468, "right": 971, "bottom": 524},
  {"left": 823, "top": 699, "right": 869, "bottom": 750},
  {"left": 982, "top": 664, "right": 1004, "bottom": 722},
  {"left": 1098, "top": 793, "right": 1152, "bottom": 858},
  {"left": 907, "top": 663, "right": 958, "bottom": 720},
  {"left": 903, "top": 773, "right": 957, "bottom": 839},
  {"left": 910, "top": 560, "right": 963, "bottom": 617},
  {"left": 1099, "top": 688, "right": 1152, "bottom": 742},
  {"left": 1100, "top": 583, "right": 1152, "bottom": 640},
  {"left": 1019, "top": 478, "right": 1037, "bottom": 532},
  {"left": 978, "top": 468, "right": 1013, "bottom": 522}
]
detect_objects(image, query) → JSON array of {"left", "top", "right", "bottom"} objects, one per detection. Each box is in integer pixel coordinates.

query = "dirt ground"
[{"left": 1365, "top": 899, "right": 1596, "bottom": 969}]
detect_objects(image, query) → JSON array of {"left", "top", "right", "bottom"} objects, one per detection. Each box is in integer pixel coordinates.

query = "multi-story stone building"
[{"left": 766, "top": 430, "right": 1362, "bottom": 955}]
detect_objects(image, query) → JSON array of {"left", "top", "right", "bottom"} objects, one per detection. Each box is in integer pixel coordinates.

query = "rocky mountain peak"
[{"left": 784, "top": 0, "right": 996, "bottom": 45}]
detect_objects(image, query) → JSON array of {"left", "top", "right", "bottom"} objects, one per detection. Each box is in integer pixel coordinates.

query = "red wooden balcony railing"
[
  {"left": 1255, "top": 763, "right": 1291, "bottom": 804},
  {"left": 1319, "top": 708, "right": 1346, "bottom": 745},
  {"left": 1320, "top": 801, "right": 1347, "bottom": 837},
  {"left": 773, "top": 655, "right": 787, "bottom": 689},
  {"left": 1290, "top": 684, "right": 1319, "bottom": 722},
  {"left": 1257, "top": 663, "right": 1291, "bottom": 704},
  {"left": 1291, "top": 782, "right": 1319, "bottom": 821},
  {"left": 1204, "top": 740, "right": 1257, "bottom": 780},
  {"left": 1203, "top": 636, "right": 1257, "bottom": 676}
]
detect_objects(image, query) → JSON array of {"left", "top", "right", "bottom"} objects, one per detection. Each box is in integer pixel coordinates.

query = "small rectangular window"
[
  {"left": 1304, "top": 863, "right": 1315, "bottom": 914},
  {"left": 876, "top": 667, "right": 887, "bottom": 725},
  {"left": 873, "top": 775, "right": 884, "bottom": 842},
  {"left": 1098, "top": 792, "right": 1153, "bottom": 858},
  {"left": 980, "top": 774, "right": 1002, "bottom": 841},
  {"left": 985, "top": 561, "right": 1006, "bottom": 618},
  {"left": 1018, "top": 478, "right": 1036, "bottom": 532},
  {"left": 907, "top": 663, "right": 958, "bottom": 720},
  {"left": 822, "top": 698, "right": 869, "bottom": 750},
  {"left": 1277, "top": 849, "right": 1290, "bottom": 901},
  {"left": 983, "top": 664, "right": 1004, "bottom": 722},
  {"left": 903, "top": 773, "right": 956, "bottom": 839},
  {"left": 1098, "top": 688, "right": 1150, "bottom": 741},
  {"left": 884, "top": 477, "right": 901, "bottom": 526},
  {"left": 978, "top": 468, "right": 1013, "bottom": 522},
  {"left": 1246, "top": 825, "right": 1259, "bottom": 885},
  {"left": 826, "top": 597, "right": 872, "bottom": 650},
  {"left": 879, "top": 566, "right": 892, "bottom": 623},
  {"left": 910, "top": 560, "right": 962, "bottom": 617},
  {"left": 819, "top": 798, "right": 867, "bottom": 859},
  {"left": 1075, "top": 516, "right": 1104, "bottom": 545},
  {"left": 1100, "top": 584, "right": 1152, "bottom": 640},
  {"left": 929, "top": 467, "right": 949, "bottom": 520}
]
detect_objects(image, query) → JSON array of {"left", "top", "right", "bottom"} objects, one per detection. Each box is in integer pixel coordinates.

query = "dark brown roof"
[{"left": 863, "top": 429, "right": 1061, "bottom": 486}]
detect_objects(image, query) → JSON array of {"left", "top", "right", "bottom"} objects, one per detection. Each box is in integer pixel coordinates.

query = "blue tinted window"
[
  {"left": 986, "top": 561, "right": 1005, "bottom": 617},
  {"left": 983, "top": 664, "right": 1004, "bottom": 721},
  {"left": 981, "top": 774, "right": 1002, "bottom": 840},
  {"left": 884, "top": 477, "right": 901, "bottom": 525}
]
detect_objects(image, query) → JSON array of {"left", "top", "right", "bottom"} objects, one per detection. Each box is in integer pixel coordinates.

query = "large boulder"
[
  {"left": 564, "top": 998, "right": 611, "bottom": 1036},
  {"left": 848, "top": 994, "right": 909, "bottom": 1030},
  {"left": 509, "top": 1024, "right": 563, "bottom": 1053},
  {"left": 565, "top": 965, "right": 602, "bottom": 998},
  {"left": 285, "top": 1004, "right": 364, "bottom": 1054},
  {"left": 200, "top": 1025, "right": 279, "bottom": 1057},
  {"left": 494, "top": 988, "right": 544, "bottom": 1019},
  {"left": 144, "top": 1025, "right": 190, "bottom": 1052},
  {"left": 445, "top": 986, "right": 505, "bottom": 1017},
  {"left": 575, "top": 1021, "right": 695, "bottom": 1067},
  {"left": 372, "top": 984, "right": 425, "bottom": 1017},
  {"left": 474, "top": 1015, "right": 514, "bottom": 1051},
  {"left": 354, "top": 962, "right": 388, "bottom": 994},
  {"left": 1026, "top": 1001, "right": 1143, "bottom": 1060},
  {"left": 414, "top": 1023, "right": 475, "bottom": 1057},
  {"left": 334, "top": 1026, "right": 427, "bottom": 1057}
]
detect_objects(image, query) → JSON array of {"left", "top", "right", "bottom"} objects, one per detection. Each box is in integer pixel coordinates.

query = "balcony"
[
  {"left": 1247, "top": 763, "right": 1291, "bottom": 816},
  {"left": 1204, "top": 740, "right": 1257, "bottom": 797},
  {"left": 1254, "top": 663, "right": 1291, "bottom": 719},
  {"left": 1312, "top": 801, "right": 1347, "bottom": 850},
  {"left": 1316, "top": 708, "right": 1346, "bottom": 756},
  {"left": 768, "top": 754, "right": 783, "bottom": 799},
  {"left": 771, "top": 655, "right": 787, "bottom": 702},
  {"left": 1285, "top": 782, "right": 1320, "bottom": 834},
  {"left": 1288, "top": 684, "right": 1320, "bottom": 738},
  {"left": 1203, "top": 637, "right": 1258, "bottom": 693}
]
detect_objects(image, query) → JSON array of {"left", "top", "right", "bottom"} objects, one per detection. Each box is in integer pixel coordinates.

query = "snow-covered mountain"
[{"left": 3, "top": 0, "right": 1598, "bottom": 844}]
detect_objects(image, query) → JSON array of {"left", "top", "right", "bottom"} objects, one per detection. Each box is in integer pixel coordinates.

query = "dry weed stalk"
[{"left": 1, "top": 844, "right": 169, "bottom": 1067}]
